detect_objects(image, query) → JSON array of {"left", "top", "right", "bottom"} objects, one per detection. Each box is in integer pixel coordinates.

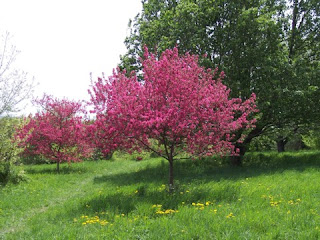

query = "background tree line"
[{"left": 120, "top": 0, "right": 320, "bottom": 164}]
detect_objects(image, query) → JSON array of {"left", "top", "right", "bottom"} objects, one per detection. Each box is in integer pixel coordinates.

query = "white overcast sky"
[{"left": 0, "top": 0, "right": 142, "bottom": 114}]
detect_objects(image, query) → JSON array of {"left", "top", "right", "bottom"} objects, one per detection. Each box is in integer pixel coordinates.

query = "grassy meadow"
[{"left": 1, "top": 151, "right": 320, "bottom": 239}]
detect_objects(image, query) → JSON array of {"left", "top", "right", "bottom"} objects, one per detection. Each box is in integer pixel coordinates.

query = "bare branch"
[{"left": 0, "top": 31, "right": 35, "bottom": 116}]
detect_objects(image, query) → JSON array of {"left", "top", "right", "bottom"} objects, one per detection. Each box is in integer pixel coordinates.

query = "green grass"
[{"left": 1, "top": 151, "right": 320, "bottom": 239}]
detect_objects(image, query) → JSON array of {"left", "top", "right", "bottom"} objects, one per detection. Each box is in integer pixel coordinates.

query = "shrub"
[{"left": 0, "top": 117, "right": 26, "bottom": 185}]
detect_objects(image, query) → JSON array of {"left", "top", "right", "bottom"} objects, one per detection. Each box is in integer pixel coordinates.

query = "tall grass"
[{"left": 1, "top": 151, "right": 320, "bottom": 239}]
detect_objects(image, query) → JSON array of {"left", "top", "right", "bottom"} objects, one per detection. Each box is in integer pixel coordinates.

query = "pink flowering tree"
[
  {"left": 16, "top": 95, "right": 93, "bottom": 172},
  {"left": 89, "top": 47, "right": 257, "bottom": 190}
]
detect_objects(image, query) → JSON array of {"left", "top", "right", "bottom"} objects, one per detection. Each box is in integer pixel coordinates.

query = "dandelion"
[
  {"left": 152, "top": 204, "right": 162, "bottom": 208},
  {"left": 226, "top": 212, "right": 235, "bottom": 218}
]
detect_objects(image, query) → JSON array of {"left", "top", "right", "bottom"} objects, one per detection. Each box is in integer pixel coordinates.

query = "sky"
[{"left": 0, "top": 0, "right": 142, "bottom": 114}]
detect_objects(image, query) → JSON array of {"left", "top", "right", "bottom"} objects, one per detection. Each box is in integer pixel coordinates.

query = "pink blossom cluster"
[
  {"left": 16, "top": 95, "right": 93, "bottom": 165},
  {"left": 89, "top": 47, "right": 257, "bottom": 160}
]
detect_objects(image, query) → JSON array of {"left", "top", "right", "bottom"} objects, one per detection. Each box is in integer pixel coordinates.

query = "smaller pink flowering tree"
[
  {"left": 17, "top": 95, "right": 93, "bottom": 172},
  {"left": 89, "top": 47, "right": 257, "bottom": 190}
]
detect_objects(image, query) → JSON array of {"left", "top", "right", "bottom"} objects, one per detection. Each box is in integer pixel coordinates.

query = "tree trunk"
[
  {"left": 276, "top": 136, "right": 287, "bottom": 153},
  {"left": 168, "top": 158, "right": 174, "bottom": 193},
  {"left": 277, "top": 140, "right": 285, "bottom": 152},
  {"left": 104, "top": 152, "right": 113, "bottom": 160},
  {"left": 57, "top": 161, "right": 60, "bottom": 173},
  {"left": 230, "top": 124, "right": 266, "bottom": 166},
  {"left": 230, "top": 144, "right": 246, "bottom": 166}
]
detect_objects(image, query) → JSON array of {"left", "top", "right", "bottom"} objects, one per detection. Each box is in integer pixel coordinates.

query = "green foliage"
[
  {"left": 248, "top": 135, "right": 276, "bottom": 152},
  {"left": 20, "top": 154, "right": 50, "bottom": 165},
  {"left": 121, "top": 0, "right": 320, "bottom": 157},
  {"left": 0, "top": 117, "right": 26, "bottom": 185},
  {"left": 303, "top": 130, "right": 320, "bottom": 150},
  {"left": 1, "top": 151, "right": 320, "bottom": 238}
]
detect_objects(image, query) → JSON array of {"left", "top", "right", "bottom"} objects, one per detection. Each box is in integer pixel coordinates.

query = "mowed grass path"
[{"left": 1, "top": 151, "right": 320, "bottom": 239}]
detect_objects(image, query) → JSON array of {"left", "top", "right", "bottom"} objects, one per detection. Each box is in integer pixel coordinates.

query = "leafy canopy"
[{"left": 90, "top": 47, "right": 257, "bottom": 160}]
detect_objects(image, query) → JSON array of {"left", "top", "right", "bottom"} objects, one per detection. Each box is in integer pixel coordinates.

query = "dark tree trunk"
[
  {"left": 104, "top": 152, "right": 113, "bottom": 160},
  {"left": 57, "top": 161, "right": 60, "bottom": 173},
  {"left": 277, "top": 140, "right": 285, "bottom": 152},
  {"left": 230, "top": 124, "right": 266, "bottom": 166},
  {"left": 168, "top": 158, "right": 174, "bottom": 193},
  {"left": 276, "top": 136, "right": 288, "bottom": 153},
  {"left": 230, "top": 144, "right": 246, "bottom": 166}
]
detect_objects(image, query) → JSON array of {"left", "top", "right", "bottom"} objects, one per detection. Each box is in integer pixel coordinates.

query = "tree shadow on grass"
[
  {"left": 26, "top": 165, "right": 88, "bottom": 175},
  {"left": 93, "top": 151, "right": 320, "bottom": 187},
  {"left": 59, "top": 151, "right": 320, "bottom": 223},
  {"left": 67, "top": 181, "right": 240, "bottom": 221}
]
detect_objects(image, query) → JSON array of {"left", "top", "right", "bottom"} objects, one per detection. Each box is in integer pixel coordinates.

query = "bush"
[
  {"left": 0, "top": 117, "right": 26, "bottom": 185},
  {"left": 20, "top": 154, "right": 50, "bottom": 165},
  {"left": 248, "top": 135, "right": 276, "bottom": 152},
  {"left": 303, "top": 130, "right": 320, "bottom": 150},
  {"left": 87, "top": 148, "right": 114, "bottom": 161}
]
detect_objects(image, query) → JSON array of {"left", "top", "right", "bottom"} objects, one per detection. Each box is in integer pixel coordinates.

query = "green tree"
[
  {"left": 0, "top": 117, "right": 24, "bottom": 185},
  {"left": 120, "top": 0, "right": 320, "bottom": 162}
]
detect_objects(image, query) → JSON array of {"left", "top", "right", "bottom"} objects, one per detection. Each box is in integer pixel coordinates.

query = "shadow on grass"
[
  {"left": 69, "top": 181, "right": 240, "bottom": 219},
  {"left": 93, "top": 151, "right": 320, "bottom": 187},
  {"left": 26, "top": 165, "right": 88, "bottom": 175},
  {"left": 65, "top": 151, "right": 320, "bottom": 220}
]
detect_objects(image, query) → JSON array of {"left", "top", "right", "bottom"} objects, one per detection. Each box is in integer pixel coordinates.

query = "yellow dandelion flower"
[{"left": 226, "top": 213, "right": 235, "bottom": 218}]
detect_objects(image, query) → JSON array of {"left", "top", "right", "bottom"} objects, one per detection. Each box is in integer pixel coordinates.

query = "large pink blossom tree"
[
  {"left": 17, "top": 95, "right": 93, "bottom": 172},
  {"left": 89, "top": 47, "right": 257, "bottom": 189}
]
